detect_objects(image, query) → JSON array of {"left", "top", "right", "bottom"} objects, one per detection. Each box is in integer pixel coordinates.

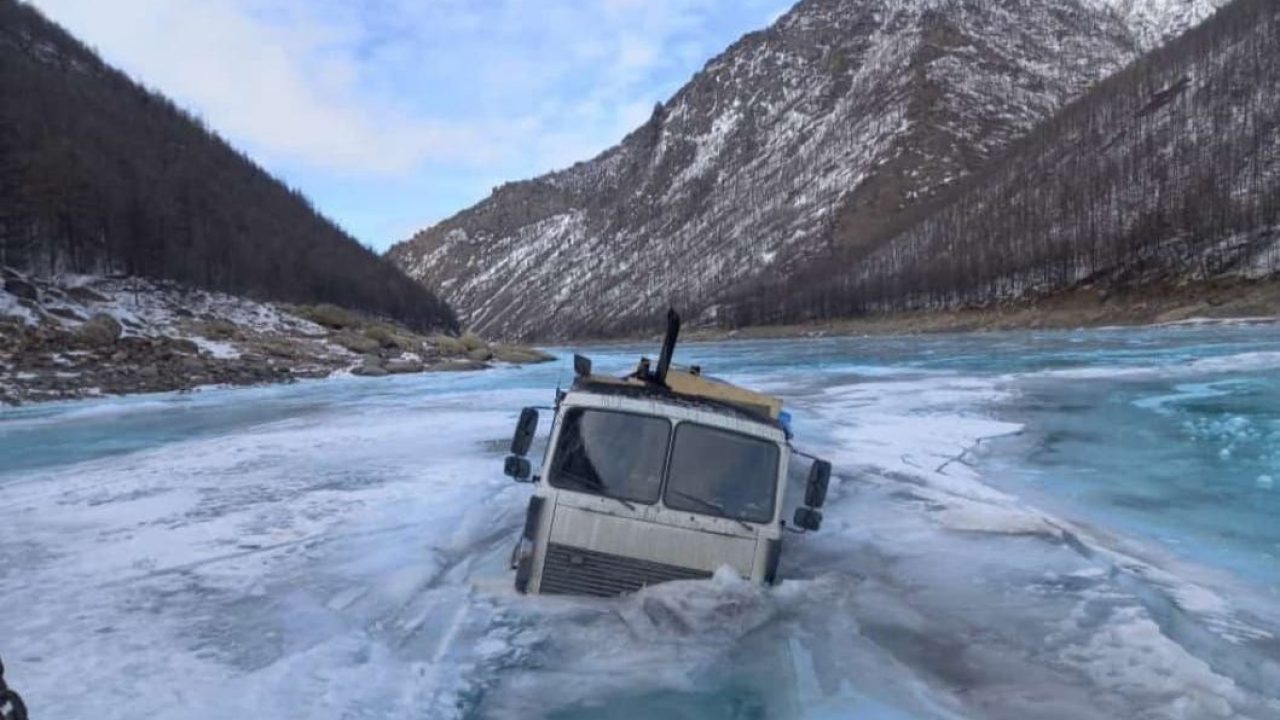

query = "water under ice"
[{"left": 1, "top": 322, "right": 1279, "bottom": 719}]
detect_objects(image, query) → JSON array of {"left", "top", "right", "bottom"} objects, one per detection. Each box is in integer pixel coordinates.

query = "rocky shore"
[{"left": 0, "top": 270, "right": 553, "bottom": 406}]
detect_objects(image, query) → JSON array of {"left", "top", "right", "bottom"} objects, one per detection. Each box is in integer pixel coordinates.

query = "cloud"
[
  {"left": 27, "top": 0, "right": 426, "bottom": 174},
  {"left": 27, "top": 0, "right": 792, "bottom": 244}
]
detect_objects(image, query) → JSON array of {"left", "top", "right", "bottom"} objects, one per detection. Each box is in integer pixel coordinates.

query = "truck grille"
[{"left": 540, "top": 543, "right": 711, "bottom": 597}]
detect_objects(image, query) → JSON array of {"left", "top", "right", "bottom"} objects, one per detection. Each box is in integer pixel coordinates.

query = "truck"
[{"left": 503, "top": 310, "right": 831, "bottom": 597}]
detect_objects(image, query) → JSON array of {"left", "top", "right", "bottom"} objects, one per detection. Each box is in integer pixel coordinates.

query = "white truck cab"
[{"left": 504, "top": 310, "right": 831, "bottom": 597}]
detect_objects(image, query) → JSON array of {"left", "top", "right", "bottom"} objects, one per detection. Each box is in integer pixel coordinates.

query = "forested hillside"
[
  {"left": 0, "top": 0, "right": 456, "bottom": 332},
  {"left": 729, "top": 0, "right": 1279, "bottom": 324}
]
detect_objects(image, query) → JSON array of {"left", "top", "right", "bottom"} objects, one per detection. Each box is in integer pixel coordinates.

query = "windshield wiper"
[
  {"left": 558, "top": 471, "right": 637, "bottom": 511},
  {"left": 668, "top": 490, "right": 752, "bottom": 532}
]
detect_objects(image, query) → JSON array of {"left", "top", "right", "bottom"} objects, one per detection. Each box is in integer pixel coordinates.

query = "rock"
[
  {"left": 3, "top": 278, "right": 39, "bottom": 301},
  {"left": 467, "top": 347, "right": 494, "bottom": 362},
  {"left": 65, "top": 285, "right": 110, "bottom": 303},
  {"left": 119, "top": 336, "right": 152, "bottom": 354},
  {"left": 352, "top": 356, "right": 388, "bottom": 377},
  {"left": 78, "top": 313, "right": 123, "bottom": 346},
  {"left": 171, "top": 338, "right": 200, "bottom": 355},
  {"left": 492, "top": 346, "right": 555, "bottom": 364},
  {"left": 384, "top": 358, "right": 424, "bottom": 374},
  {"left": 299, "top": 303, "right": 361, "bottom": 330},
  {"left": 430, "top": 359, "right": 489, "bottom": 372},
  {"left": 362, "top": 324, "right": 401, "bottom": 349},
  {"left": 429, "top": 334, "right": 468, "bottom": 356},
  {"left": 46, "top": 306, "right": 87, "bottom": 322},
  {"left": 255, "top": 338, "right": 303, "bottom": 359},
  {"left": 333, "top": 331, "right": 380, "bottom": 355},
  {"left": 137, "top": 365, "right": 160, "bottom": 380},
  {"left": 202, "top": 319, "right": 239, "bottom": 340}
]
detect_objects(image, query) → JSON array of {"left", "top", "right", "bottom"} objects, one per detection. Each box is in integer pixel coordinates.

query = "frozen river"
[{"left": 2, "top": 323, "right": 1279, "bottom": 719}]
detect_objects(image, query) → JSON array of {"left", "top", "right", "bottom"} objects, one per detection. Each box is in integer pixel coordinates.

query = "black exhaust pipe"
[{"left": 653, "top": 308, "right": 680, "bottom": 385}]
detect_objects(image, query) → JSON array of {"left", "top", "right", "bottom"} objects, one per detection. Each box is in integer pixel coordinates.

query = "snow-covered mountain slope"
[
  {"left": 733, "top": 0, "right": 1278, "bottom": 324},
  {"left": 1090, "top": 0, "right": 1226, "bottom": 49},
  {"left": 389, "top": 0, "right": 1227, "bottom": 340}
]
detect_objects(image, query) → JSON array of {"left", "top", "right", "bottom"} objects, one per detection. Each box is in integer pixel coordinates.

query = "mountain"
[
  {"left": 730, "top": 0, "right": 1278, "bottom": 324},
  {"left": 389, "top": 0, "right": 1226, "bottom": 340},
  {"left": 0, "top": 0, "right": 457, "bottom": 333}
]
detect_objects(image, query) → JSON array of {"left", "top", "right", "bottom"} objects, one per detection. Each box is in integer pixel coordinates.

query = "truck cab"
[{"left": 504, "top": 311, "right": 831, "bottom": 597}]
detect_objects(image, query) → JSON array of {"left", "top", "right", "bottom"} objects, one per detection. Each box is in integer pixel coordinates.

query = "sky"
[{"left": 27, "top": 0, "right": 794, "bottom": 252}]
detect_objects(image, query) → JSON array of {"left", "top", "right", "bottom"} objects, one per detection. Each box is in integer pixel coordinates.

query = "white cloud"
[
  {"left": 29, "top": 0, "right": 764, "bottom": 178},
  {"left": 26, "top": 0, "right": 792, "bottom": 244},
  {"left": 29, "top": 0, "right": 454, "bottom": 174}
]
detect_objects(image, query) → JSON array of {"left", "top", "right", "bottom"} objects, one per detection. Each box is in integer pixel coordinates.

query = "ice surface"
[{"left": 3, "top": 325, "right": 1280, "bottom": 718}]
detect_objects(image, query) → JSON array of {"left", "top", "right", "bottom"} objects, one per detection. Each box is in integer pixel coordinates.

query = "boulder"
[
  {"left": 299, "top": 303, "right": 361, "bottom": 330},
  {"left": 385, "top": 358, "right": 425, "bottom": 374},
  {"left": 46, "top": 306, "right": 87, "bottom": 322},
  {"left": 430, "top": 358, "right": 489, "bottom": 372},
  {"left": 255, "top": 338, "right": 303, "bottom": 359},
  {"left": 352, "top": 356, "right": 388, "bottom": 377},
  {"left": 78, "top": 313, "right": 123, "bottom": 346},
  {"left": 202, "top": 319, "right": 239, "bottom": 340},
  {"left": 3, "top": 278, "right": 39, "bottom": 301},
  {"left": 428, "top": 334, "right": 468, "bottom": 356},
  {"left": 492, "top": 346, "right": 555, "bottom": 364},
  {"left": 332, "top": 331, "right": 380, "bottom": 355},
  {"left": 65, "top": 284, "right": 106, "bottom": 303},
  {"left": 170, "top": 338, "right": 200, "bottom": 355},
  {"left": 119, "top": 336, "right": 153, "bottom": 354},
  {"left": 363, "top": 324, "right": 410, "bottom": 349}
]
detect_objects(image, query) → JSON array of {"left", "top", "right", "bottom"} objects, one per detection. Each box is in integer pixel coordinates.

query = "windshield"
[
  {"left": 663, "top": 423, "right": 779, "bottom": 524},
  {"left": 548, "top": 408, "right": 670, "bottom": 503}
]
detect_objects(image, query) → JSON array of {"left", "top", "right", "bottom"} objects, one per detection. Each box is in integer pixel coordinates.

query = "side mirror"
[
  {"left": 805, "top": 460, "right": 831, "bottom": 508},
  {"left": 504, "top": 455, "right": 532, "bottom": 481},
  {"left": 793, "top": 507, "right": 823, "bottom": 531},
  {"left": 574, "top": 354, "right": 593, "bottom": 378},
  {"left": 0, "top": 655, "right": 28, "bottom": 720},
  {"left": 511, "top": 407, "right": 538, "bottom": 456}
]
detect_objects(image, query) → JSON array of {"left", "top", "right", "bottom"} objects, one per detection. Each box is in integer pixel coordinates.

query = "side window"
[{"left": 548, "top": 408, "right": 670, "bottom": 504}]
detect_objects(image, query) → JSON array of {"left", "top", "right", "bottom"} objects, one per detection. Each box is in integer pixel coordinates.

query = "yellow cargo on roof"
[{"left": 584, "top": 366, "right": 784, "bottom": 421}]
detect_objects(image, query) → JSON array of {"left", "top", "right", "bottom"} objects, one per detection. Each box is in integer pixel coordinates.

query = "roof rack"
[{"left": 571, "top": 308, "right": 784, "bottom": 423}]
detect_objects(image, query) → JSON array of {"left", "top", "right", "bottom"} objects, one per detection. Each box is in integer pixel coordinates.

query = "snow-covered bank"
[
  {"left": 2, "top": 326, "right": 1279, "bottom": 719},
  {"left": 0, "top": 269, "right": 551, "bottom": 405}
]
